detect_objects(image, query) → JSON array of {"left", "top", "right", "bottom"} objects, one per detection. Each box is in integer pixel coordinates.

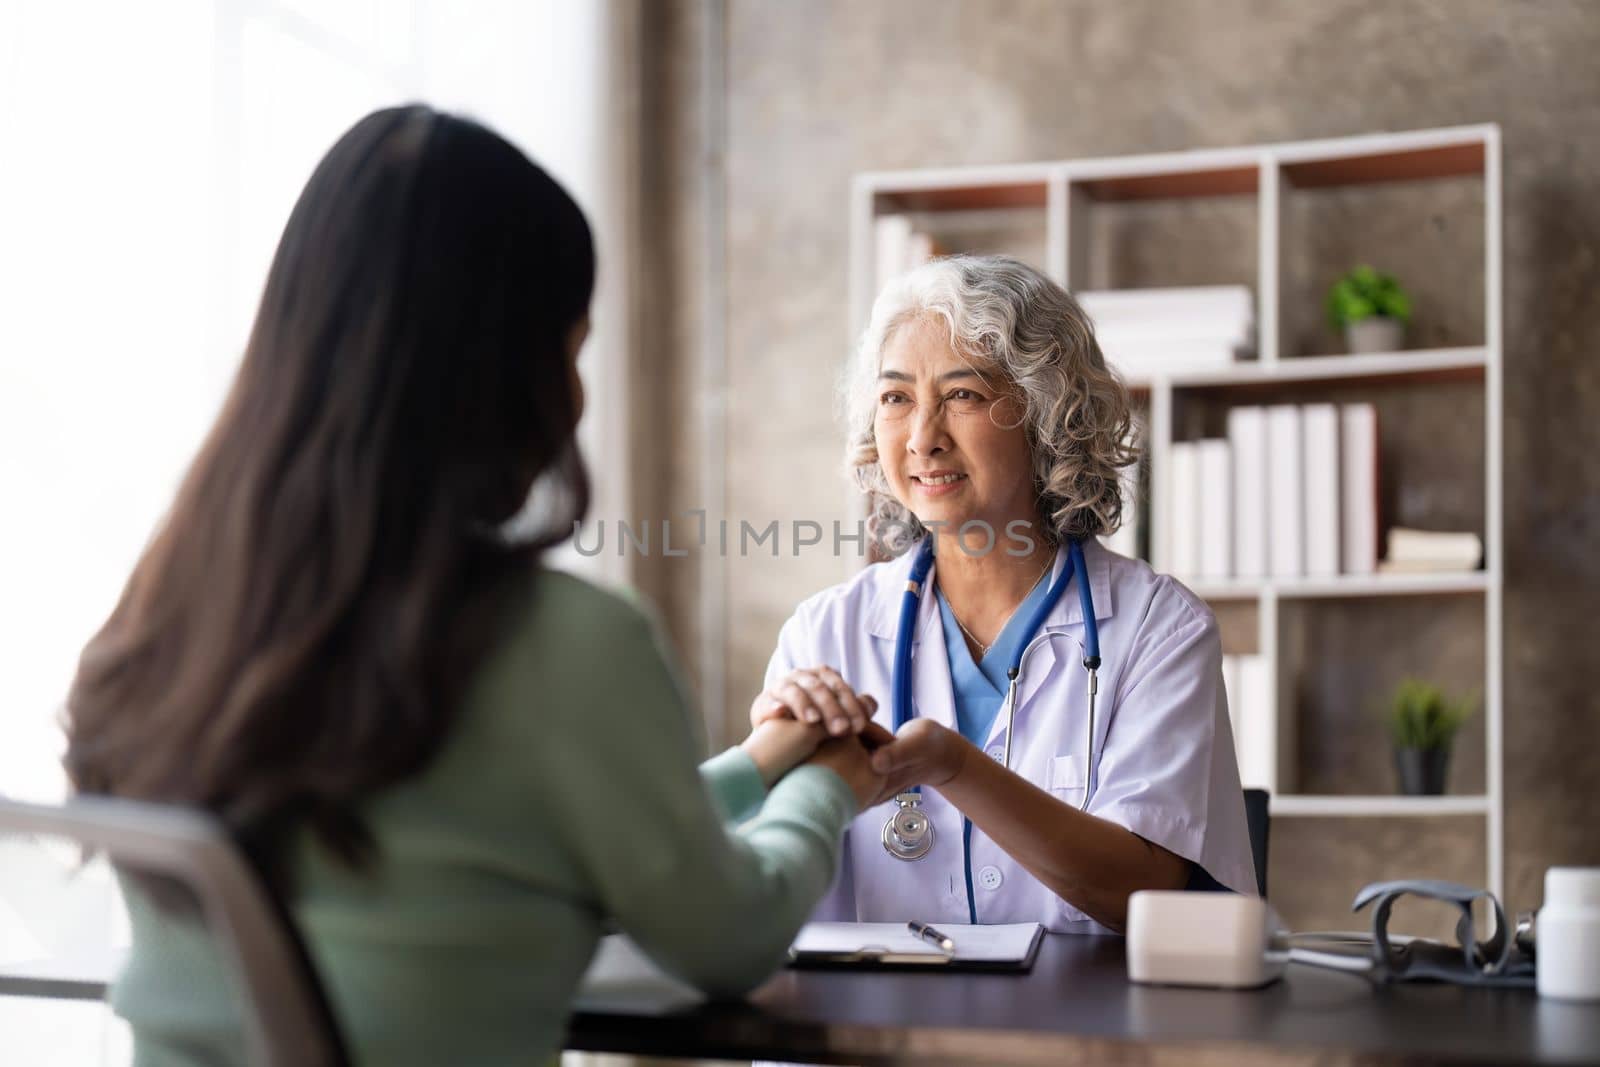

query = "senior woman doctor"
[{"left": 751, "top": 255, "right": 1255, "bottom": 934}]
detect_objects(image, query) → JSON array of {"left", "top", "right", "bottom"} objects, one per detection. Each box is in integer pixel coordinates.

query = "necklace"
[{"left": 942, "top": 552, "right": 1055, "bottom": 660}]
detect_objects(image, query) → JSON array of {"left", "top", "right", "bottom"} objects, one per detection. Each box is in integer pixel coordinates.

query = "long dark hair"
[{"left": 63, "top": 105, "right": 594, "bottom": 891}]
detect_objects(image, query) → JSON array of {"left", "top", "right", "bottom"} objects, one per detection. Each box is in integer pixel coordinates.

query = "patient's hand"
[
  {"left": 740, "top": 717, "right": 829, "bottom": 788},
  {"left": 749, "top": 665, "right": 878, "bottom": 737}
]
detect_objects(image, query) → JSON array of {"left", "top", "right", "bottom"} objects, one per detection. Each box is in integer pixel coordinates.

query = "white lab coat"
[{"left": 764, "top": 537, "right": 1257, "bottom": 935}]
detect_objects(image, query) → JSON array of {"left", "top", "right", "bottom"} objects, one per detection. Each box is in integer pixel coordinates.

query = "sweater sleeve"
[
  {"left": 698, "top": 747, "right": 769, "bottom": 824},
  {"left": 527, "top": 594, "right": 856, "bottom": 997}
]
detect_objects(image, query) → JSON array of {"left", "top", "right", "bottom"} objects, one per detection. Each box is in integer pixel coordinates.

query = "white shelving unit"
[{"left": 851, "top": 125, "right": 1503, "bottom": 897}]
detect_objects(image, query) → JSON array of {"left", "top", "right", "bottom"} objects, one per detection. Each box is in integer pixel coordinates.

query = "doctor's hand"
[
  {"left": 749, "top": 666, "right": 878, "bottom": 737},
  {"left": 862, "top": 719, "right": 970, "bottom": 807},
  {"left": 806, "top": 735, "right": 887, "bottom": 812}
]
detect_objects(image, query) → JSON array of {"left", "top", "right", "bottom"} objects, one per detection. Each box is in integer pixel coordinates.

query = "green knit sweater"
[{"left": 111, "top": 569, "right": 855, "bottom": 1066}]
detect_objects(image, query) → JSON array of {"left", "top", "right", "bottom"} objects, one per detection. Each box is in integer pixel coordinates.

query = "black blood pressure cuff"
[{"left": 1351, "top": 879, "right": 1535, "bottom": 987}]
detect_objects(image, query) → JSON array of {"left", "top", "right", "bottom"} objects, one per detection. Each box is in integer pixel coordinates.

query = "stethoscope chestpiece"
[{"left": 881, "top": 791, "right": 934, "bottom": 861}]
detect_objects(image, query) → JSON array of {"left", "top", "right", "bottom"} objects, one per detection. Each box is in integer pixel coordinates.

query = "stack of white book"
[
  {"left": 873, "top": 214, "right": 938, "bottom": 293},
  {"left": 1078, "top": 286, "right": 1254, "bottom": 380},
  {"left": 1167, "top": 402, "right": 1381, "bottom": 581},
  {"left": 1220, "top": 653, "right": 1275, "bottom": 792}
]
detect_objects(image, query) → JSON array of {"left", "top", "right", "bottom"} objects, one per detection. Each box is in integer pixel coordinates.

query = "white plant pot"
[{"left": 1345, "top": 317, "right": 1405, "bottom": 354}]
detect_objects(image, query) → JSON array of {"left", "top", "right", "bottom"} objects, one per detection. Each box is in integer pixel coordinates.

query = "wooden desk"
[
  {"left": 6, "top": 936, "right": 1598, "bottom": 1065},
  {"left": 568, "top": 934, "right": 1600, "bottom": 1066}
]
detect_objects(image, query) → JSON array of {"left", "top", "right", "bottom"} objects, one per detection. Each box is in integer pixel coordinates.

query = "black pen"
[{"left": 906, "top": 920, "right": 956, "bottom": 953}]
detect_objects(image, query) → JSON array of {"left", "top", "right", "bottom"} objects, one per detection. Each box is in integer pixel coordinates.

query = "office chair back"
[
  {"left": 0, "top": 795, "right": 348, "bottom": 1067},
  {"left": 1242, "top": 788, "right": 1270, "bottom": 898}
]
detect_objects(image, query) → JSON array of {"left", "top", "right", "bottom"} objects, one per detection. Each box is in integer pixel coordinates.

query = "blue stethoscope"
[{"left": 882, "top": 535, "right": 1102, "bottom": 862}]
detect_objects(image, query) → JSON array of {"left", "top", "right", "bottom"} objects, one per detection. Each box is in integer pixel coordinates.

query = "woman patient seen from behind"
[{"left": 62, "top": 106, "right": 879, "bottom": 1066}]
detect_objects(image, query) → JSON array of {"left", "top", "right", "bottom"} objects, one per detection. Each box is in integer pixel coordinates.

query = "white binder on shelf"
[
  {"left": 1221, "top": 654, "right": 1243, "bottom": 752},
  {"left": 1302, "top": 404, "right": 1341, "bottom": 578},
  {"left": 1168, "top": 442, "right": 1201, "bottom": 580},
  {"left": 1104, "top": 423, "right": 1146, "bottom": 560},
  {"left": 1341, "top": 403, "right": 1379, "bottom": 575},
  {"left": 1236, "top": 654, "right": 1276, "bottom": 792},
  {"left": 1266, "top": 405, "right": 1303, "bottom": 579},
  {"left": 873, "top": 214, "right": 912, "bottom": 294},
  {"left": 1228, "top": 406, "right": 1268, "bottom": 580},
  {"left": 1197, "top": 438, "right": 1232, "bottom": 579}
]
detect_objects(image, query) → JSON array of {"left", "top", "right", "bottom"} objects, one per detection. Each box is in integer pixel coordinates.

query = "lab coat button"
[
  {"left": 987, "top": 747, "right": 1004, "bottom": 762},
  {"left": 978, "top": 865, "right": 1003, "bottom": 890}
]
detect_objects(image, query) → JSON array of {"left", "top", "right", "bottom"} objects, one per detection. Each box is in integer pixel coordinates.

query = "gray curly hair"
[{"left": 842, "top": 254, "right": 1138, "bottom": 555}]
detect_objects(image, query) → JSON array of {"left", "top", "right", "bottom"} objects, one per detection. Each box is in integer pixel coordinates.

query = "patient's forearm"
[{"left": 742, "top": 718, "right": 829, "bottom": 787}]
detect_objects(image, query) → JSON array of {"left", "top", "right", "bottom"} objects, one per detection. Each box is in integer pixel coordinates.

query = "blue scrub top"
[{"left": 935, "top": 567, "right": 1056, "bottom": 748}]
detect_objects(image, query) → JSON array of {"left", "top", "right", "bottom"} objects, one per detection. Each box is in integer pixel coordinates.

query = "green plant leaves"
[
  {"left": 1326, "top": 264, "right": 1413, "bottom": 330},
  {"left": 1385, "top": 677, "right": 1475, "bottom": 750}
]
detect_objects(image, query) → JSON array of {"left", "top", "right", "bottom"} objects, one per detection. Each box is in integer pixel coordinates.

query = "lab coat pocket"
[{"left": 1047, "top": 754, "right": 1086, "bottom": 801}]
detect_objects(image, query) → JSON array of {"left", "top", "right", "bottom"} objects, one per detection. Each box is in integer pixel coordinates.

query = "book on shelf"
[
  {"left": 1079, "top": 285, "right": 1254, "bottom": 379},
  {"left": 1302, "top": 404, "right": 1341, "bottom": 578},
  {"left": 1196, "top": 439, "right": 1231, "bottom": 579},
  {"left": 1170, "top": 402, "right": 1382, "bottom": 585},
  {"left": 1378, "top": 527, "right": 1483, "bottom": 573},
  {"left": 872, "top": 213, "right": 937, "bottom": 293},
  {"left": 1077, "top": 284, "right": 1254, "bottom": 324},
  {"left": 1220, "top": 654, "right": 1241, "bottom": 776},
  {"left": 1266, "top": 405, "right": 1303, "bottom": 579},
  {"left": 1228, "top": 406, "right": 1267, "bottom": 580},
  {"left": 1167, "top": 441, "right": 1201, "bottom": 578},
  {"left": 1220, "top": 655, "right": 1240, "bottom": 729},
  {"left": 1221, "top": 652, "right": 1274, "bottom": 792},
  {"left": 1105, "top": 347, "right": 1248, "bottom": 378},
  {"left": 1341, "top": 403, "right": 1379, "bottom": 576},
  {"left": 1103, "top": 423, "right": 1146, "bottom": 561}
]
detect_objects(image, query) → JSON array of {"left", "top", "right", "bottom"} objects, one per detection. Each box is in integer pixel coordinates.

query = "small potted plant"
[
  {"left": 1326, "top": 264, "right": 1412, "bottom": 354},
  {"left": 1385, "top": 678, "right": 1475, "bottom": 796}
]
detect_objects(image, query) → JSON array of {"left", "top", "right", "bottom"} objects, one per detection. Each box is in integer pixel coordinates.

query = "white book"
[
  {"left": 1100, "top": 344, "right": 1244, "bottom": 375},
  {"left": 1095, "top": 320, "right": 1253, "bottom": 348},
  {"left": 1103, "top": 460, "right": 1141, "bottom": 559},
  {"left": 1302, "top": 404, "right": 1340, "bottom": 577},
  {"left": 1220, "top": 654, "right": 1242, "bottom": 757},
  {"left": 1340, "top": 403, "right": 1378, "bottom": 575},
  {"left": 873, "top": 214, "right": 912, "bottom": 293},
  {"left": 1266, "top": 405, "right": 1303, "bottom": 578},
  {"left": 1078, "top": 285, "right": 1255, "bottom": 323},
  {"left": 1228, "top": 406, "right": 1267, "bottom": 579},
  {"left": 1197, "top": 439, "right": 1232, "bottom": 578},
  {"left": 1376, "top": 558, "right": 1483, "bottom": 574},
  {"left": 1102, "top": 526, "right": 1135, "bottom": 560},
  {"left": 1104, "top": 413, "right": 1148, "bottom": 560},
  {"left": 906, "top": 229, "right": 936, "bottom": 269},
  {"left": 1385, "top": 528, "right": 1484, "bottom": 568},
  {"left": 1236, "top": 654, "right": 1275, "bottom": 792},
  {"left": 1167, "top": 442, "right": 1201, "bottom": 579}
]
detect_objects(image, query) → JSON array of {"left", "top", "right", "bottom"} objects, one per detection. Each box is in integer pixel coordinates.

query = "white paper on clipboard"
[{"left": 789, "top": 922, "right": 1043, "bottom": 969}]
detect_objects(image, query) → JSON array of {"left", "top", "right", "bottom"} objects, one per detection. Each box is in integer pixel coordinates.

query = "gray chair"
[{"left": 0, "top": 795, "right": 347, "bottom": 1067}]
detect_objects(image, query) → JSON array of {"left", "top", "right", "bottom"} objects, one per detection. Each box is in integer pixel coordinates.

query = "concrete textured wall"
[{"left": 637, "top": 0, "right": 1600, "bottom": 936}]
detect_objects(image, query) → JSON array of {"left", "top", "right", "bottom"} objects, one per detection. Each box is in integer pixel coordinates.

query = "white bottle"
[{"left": 1537, "top": 866, "right": 1600, "bottom": 1001}]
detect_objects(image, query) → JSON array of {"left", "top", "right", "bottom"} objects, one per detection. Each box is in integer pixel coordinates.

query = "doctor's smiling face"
[{"left": 874, "top": 314, "right": 1039, "bottom": 544}]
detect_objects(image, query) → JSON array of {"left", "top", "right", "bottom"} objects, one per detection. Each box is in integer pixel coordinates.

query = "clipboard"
[{"left": 788, "top": 921, "right": 1045, "bottom": 973}]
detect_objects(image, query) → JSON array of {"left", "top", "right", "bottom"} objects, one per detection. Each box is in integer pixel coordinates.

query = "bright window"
[
  {"left": 1, "top": 4, "right": 617, "bottom": 1060},
  {"left": 0, "top": 0, "right": 616, "bottom": 805}
]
